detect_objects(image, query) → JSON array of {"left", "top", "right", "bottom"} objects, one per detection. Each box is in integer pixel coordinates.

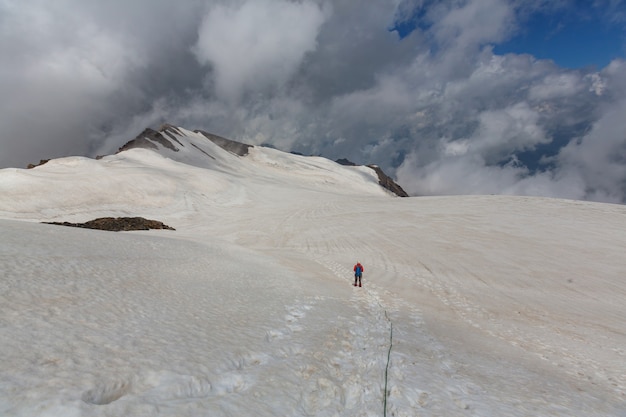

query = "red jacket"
[{"left": 354, "top": 263, "right": 364, "bottom": 272}]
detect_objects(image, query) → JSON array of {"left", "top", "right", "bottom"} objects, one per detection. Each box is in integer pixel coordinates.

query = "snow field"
[
  {"left": 2, "top": 127, "right": 626, "bottom": 415},
  {"left": 1, "top": 220, "right": 399, "bottom": 416},
  {"left": 274, "top": 195, "right": 626, "bottom": 415}
]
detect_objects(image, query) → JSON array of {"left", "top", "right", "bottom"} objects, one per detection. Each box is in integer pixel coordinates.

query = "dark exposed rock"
[
  {"left": 335, "top": 158, "right": 357, "bottom": 166},
  {"left": 44, "top": 217, "right": 175, "bottom": 232},
  {"left": 159, "top": 124, "right": 184, "bottom": 147},
  {"left": 160, "top": 123, "right": 184, "bottom": 137},
  {"left": 27, "top": 159, "right": 51, "bottom": 169},
  {"left": 366, "top": 165, "right": 409, "bottom": 197},
  {"left": 194, "top": 130, "right": 252, "bottom": 156},
  {"left": 335, "top": 158, "right": 408, "bottom": 197},
  {"left": 117, "top": 134, "right": 158, "bottom": 152},
  {"left": 117, "top": 128, "right": 179, "bottom": 154}
]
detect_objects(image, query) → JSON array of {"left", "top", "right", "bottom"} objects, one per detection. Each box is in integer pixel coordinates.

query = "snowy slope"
[
  {"left": 1, "top": 127, "right": 626, "bottom": 416},
  {"left": 0, "top": 126, "right": 389, "bottom": 224}
]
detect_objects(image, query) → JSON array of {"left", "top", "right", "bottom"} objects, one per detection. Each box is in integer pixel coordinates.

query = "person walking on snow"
[{"left": 353, "top": 262, "right": 364, "bottom": 287}]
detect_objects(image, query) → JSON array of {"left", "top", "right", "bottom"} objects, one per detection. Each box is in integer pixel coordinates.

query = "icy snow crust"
[{"left": 1, "top": 127, "right": 625, "bottom": 416}]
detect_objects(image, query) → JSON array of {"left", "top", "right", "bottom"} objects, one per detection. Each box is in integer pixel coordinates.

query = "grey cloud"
[
  {"left": 0, "top": 0, "right": 207, "bottom": 167},
  {"left": 192, "top": 0, "right": 327, "bottom": 103}
]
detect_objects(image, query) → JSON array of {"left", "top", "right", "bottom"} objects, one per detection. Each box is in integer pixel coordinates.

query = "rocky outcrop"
[
  {"left": 44, "top": 217, "right": 175, "bottom": 232},
  {"left": 337, "top": 158, "right": 408, "bottom": 197},
  {"left": 335, "top": 158, "right": 357, "bottom": 166},
  {"left": 117, "top": 126, "right": 180, "bottom": 154},
  {"left": 194, "top": 130, "right": 252, "bottom": 156},
  {"left": 366, "top": 165, "right": 409, "bottom": 197},
  {"left": 27, "top": 159, "right": 51, "bottom": 169}
]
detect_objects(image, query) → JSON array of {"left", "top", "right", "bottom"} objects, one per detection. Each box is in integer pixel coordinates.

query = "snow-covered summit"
[
  {"left": 117, "top": 125, "right": 252, "bottom": 158},
  {"left": 113, "top": 124, "right": 252, "bottom": 171},
  {"left": 0, "top": 124, "right": 403, "bottom": 224},
  {"left": 114, "top": 124, "right": 407, "bottom": 196}
]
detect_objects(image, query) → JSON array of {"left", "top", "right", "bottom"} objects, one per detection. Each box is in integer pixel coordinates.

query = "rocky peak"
[{"left": 116, "top": 126, "right": 181, "bottom": 154}]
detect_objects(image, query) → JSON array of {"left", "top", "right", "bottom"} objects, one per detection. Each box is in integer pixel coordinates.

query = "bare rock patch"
[{"left": 44, "top": 217, "right": 175, "bottom": 232}]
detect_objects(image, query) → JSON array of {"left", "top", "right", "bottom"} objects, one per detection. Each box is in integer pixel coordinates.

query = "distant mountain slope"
[
  {"left": 116, "top": 124, "right": 407, "bottom": 197},
  {"left": 0, "top": 124, "right": 403, "bottom": 224}
]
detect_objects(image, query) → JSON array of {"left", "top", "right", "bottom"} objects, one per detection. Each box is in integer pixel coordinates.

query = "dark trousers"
[{"left": 354, "top": 274, "right": 362, "bottom": 285}]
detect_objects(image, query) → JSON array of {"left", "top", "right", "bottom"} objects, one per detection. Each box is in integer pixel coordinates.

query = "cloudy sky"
[{"left": 1, "top": 0, "right": 626, "bottom": 202}]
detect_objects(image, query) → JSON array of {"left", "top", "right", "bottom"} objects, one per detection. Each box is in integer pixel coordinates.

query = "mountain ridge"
[
  {"left": 3, "top": 124, "right": 403, "bottom": 225},
  {"left": 113, "top": 124, "right": 408, "bottom": 197}
]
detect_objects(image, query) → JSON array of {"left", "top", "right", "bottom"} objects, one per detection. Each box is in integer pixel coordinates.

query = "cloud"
[
  {"left": 528, "top": 73, "right": 586, "bottom": 100},
  {"left": 0, "top": 1, "right": 142, "bottom": 164},
  {"left": 467, "top": 102, "right": 549, "bottom": 161},
  {"left": 396, "top": 56, "right": 626, "bottom": 202},
  {"left": 192, "top": 0, "right": 327, "bottom": 103},
  {"left": 1, "top": 0, "right": 626, "bottom": 204},
  {"left": 0, "top": 0, "right": 207, "bottom": 167},
  {"left": 433, "top": 0, "right": 515, "bottom": 50},
  {"left": 554, "top": 68, "right": 626, "bottom": 202}
]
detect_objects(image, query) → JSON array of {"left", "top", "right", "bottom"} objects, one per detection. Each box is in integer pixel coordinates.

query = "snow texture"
[{"left": 1, "top": 127, "right": 625, "bottom": 416}]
